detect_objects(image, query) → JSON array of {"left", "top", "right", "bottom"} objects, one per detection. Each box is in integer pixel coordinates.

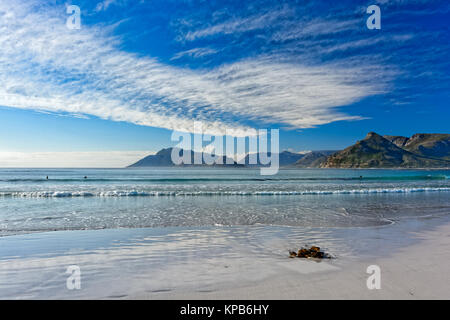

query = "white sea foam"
[{"left": 1, "top": 187, "right": 449, "bottom": 198}]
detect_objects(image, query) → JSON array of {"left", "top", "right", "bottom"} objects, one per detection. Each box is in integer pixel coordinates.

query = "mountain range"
[
  {"left": 128, "top": 132, "right": 450, "bottom": 168},
  {"left": 321, "top": 132, "right": 450, "bottom": 168}
]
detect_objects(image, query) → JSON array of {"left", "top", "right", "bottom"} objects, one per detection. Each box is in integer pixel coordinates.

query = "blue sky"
[{"left": 0, "top": 0, "right": 449, "bottom": 166}]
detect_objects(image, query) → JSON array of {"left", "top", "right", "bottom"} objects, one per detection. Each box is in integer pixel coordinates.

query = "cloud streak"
[
  {"left": 182, "top": 8, "right": 292, "bottom": 41},
  {"left": 171, "top": 47, "right": 218, "bottom": 61}
]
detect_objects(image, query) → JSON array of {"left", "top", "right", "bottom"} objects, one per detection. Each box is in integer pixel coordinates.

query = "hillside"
[
  {"left": 321, "top": 132, "right": 450, "bottom": 168},
  {"left": 393, "top": 134, "right": 450, "bottom": 160},
  {"left": 294, "top": 150, "right": 337, "bottom": 168}
]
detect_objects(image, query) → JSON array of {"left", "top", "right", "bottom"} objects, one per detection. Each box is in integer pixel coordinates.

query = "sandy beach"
[
  {"left": 134, "top": 220, "right": 450, "bottom": 300},
  {"left": 1, "top": 213, "right": 448, "bottom": 299}
]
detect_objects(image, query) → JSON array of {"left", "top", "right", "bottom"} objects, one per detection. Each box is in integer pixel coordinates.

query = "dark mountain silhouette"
[
  {"left": 243, "top": 151, "right": 305, "bottom": 167},
  {"left": 128, "top": 148, "right": 239, "bottom": 167}
]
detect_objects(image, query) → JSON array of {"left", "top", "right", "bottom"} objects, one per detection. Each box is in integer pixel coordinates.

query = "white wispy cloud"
[
  {"left": 183, "top": 8, "right": 291, "bottom": 41},
  {"left": 0, "top": 1, "right": 387, "bottom": 137},
  {"left": 0, "top": 151, "right": 153, "bottom": 168},
  {"left": 171, "top": 47, "right": 218, "bottom": 60},
  {"left": 95, "top": 0, "right": 126, "bottom": 12},
  {"left": 271, "top": 18, "right": 360, "bottom": 43}
]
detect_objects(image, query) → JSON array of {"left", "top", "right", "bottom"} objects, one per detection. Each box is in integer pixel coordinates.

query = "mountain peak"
[
  {"left": 156, "top": 147, "right": 174, "bottom": 155},
  {"left": 364, "top": 131, "right": 382, "bottom": 139}
]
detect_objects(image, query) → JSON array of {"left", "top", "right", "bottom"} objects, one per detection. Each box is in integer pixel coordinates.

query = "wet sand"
[
  {"left": 0, "top": 215, "right": 449, "bottom": 299},
  {"left": 135, "top": 221, "right": 450, "bottom": 300}
]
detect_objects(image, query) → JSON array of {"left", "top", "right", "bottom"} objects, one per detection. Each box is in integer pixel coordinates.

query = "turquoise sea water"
[{"left": 0, "top": 168, "right": 449, "bottom": 236}]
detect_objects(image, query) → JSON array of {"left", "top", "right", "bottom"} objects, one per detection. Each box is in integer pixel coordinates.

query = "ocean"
[
  {"left": 0, "top": 168, "right": 449, "bottom": 298},
  {"left": 0, "top": 168, "right": 449, "bottom": 236}
]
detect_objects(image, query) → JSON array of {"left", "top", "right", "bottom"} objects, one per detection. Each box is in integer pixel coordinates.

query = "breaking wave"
[{"left": 1, "top": 187, "right": 449, "bottom": 198}]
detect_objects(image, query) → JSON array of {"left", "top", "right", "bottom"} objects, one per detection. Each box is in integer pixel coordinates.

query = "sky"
[{"left": 0, "top": 0, "right": 449, "bottom": 167}]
